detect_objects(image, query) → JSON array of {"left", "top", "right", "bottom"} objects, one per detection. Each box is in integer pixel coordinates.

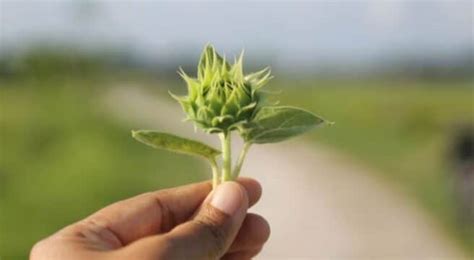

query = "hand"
[{"left": 30, "top": 178, "right": 270, "bottom": 260}]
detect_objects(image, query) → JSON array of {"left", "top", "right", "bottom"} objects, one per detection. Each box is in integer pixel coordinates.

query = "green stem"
[
  {"left": 210, "top": 158, "right": 219, "bottom": 189},
  {"left": 233, "top": 142, "right": 251, "bottom": 178},
  {"left": 219, "top": 133, "right": 232, "bottom": 182}
]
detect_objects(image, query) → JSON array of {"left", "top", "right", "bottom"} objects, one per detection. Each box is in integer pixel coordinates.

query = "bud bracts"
[{"left": 172, "top": 45, "right": 272, "bottom": 134}]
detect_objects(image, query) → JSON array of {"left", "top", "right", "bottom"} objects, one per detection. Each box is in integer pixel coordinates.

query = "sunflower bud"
[{"left": 172, "top": 45, "right": 272, "bottom": 134}]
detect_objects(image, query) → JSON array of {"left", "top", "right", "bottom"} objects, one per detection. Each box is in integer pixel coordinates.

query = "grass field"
[
  {"left": 1, "top": 76, "right": 473, "bottom": 257},
  {"left": 0, "top": 78, "right": 207, "bottom": 258},
  {"left": 163, "top": 76, "right": 474, "bottom": 250},
  {"left": 272, "top": 78, "right": 474, "bottom": 251}
]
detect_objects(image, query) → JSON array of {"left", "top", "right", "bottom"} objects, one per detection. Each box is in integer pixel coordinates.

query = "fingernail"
[{"left": 210, "top": 182, "right": 243, "bottom": 215}]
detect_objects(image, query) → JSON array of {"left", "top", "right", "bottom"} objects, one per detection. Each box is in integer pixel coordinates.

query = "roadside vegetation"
[
  {"left": 0, "top": 78, "right": 206, "bottom": 258},
  {"left": 1, "top": 49, "right": 472, "bottom": 257},
  {"left": 274, "top": 78, "right": 474, "bottom": 251}
]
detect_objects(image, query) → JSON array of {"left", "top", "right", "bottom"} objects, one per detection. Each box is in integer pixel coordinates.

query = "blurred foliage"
[
  {"left": 0, "top": 46, "right": 150, "bottom": 81},
  {"left": 273, "top": 78, "right": 474, "bottom": 252},
  {"left": 373, "top": 50, "right": 474, "bottom": 81},
  {"left": 0, "top": 78, "right": 206, "bottom": 258},
  {"left": 1, "top": 48, "right": 103, "bottom": 79},
  {"left": 0, "top": 48, "right": 473, "bottom": 257}
]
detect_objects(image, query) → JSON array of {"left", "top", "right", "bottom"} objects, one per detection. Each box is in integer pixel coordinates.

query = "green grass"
[
  {"left": 274, "top": 78, "right": 474, "bottom": 252},
  {"left": 0, "top": 78, "right": 206, "bottom": 258},
  {"left": 1, "top": 75, "right": 473, "bottom": 257}
]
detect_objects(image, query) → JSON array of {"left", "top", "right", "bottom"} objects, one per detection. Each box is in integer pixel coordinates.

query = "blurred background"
[{"left": 0, "top": 0, "right": 473, "bottom": 258}]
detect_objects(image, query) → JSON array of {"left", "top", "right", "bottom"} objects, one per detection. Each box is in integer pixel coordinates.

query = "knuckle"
[
  {"left": 153, "top": 195, "right": 177, "bottom": 232},
  {"left": 77, "top": 217, "right": 123, "bottom": 249},
  {"left": 194, "top": 211, "right": 228, "bottom": 256}
]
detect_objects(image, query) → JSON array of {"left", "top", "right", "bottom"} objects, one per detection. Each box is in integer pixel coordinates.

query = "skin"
[{"left": 30, "top": 178, "right": 270, "bottom": 260}]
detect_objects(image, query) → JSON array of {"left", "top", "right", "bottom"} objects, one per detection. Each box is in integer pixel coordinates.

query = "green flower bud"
[{"left": 172, "top": 45, "right": 272, "bottom": 134}]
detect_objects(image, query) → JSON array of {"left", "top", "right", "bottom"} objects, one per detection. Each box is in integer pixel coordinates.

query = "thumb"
[{"left": 123, "top": 181, "right": 249, "bottom": 260}]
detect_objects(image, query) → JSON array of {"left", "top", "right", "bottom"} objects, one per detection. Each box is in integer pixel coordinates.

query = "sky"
[{"left": 1, "top": 0, "right": 472, "bottom": 70}]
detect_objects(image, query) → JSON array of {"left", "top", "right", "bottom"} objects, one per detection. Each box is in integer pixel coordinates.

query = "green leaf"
[
  {"left": 132, "top": 130, "right": 221, "bottom": 159},
  {"left": 240, "top": 106, "right": 329, "bottom": 144}
]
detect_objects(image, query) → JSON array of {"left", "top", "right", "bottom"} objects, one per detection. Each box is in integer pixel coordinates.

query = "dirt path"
[{"left": 102, "top": 85, "right": 467, "bottom": 259}]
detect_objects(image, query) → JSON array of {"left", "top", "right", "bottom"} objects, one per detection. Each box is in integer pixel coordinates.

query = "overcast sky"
[{"left": 1, "top": 1, "right": 472, "bottom": 70}]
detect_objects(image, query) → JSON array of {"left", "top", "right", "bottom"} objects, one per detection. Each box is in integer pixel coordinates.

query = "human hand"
[{"left": 30, "top": 178, "right": 270, "bottom": 260}]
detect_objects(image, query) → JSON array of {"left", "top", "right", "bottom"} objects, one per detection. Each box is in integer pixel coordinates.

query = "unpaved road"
[{"left": 102, "top": 85, "right": 468, "bottom": 259}]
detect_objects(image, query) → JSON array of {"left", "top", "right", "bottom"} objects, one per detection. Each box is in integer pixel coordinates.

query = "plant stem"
[
  {"left": 219, "top": 133, "right": 232, "bottom": 182},
  {"left": 233, "top": 142, "right": 251, "bottom": 178},
  {"left": 210, "top": 158, "right": 219, "bottom": 189}
]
